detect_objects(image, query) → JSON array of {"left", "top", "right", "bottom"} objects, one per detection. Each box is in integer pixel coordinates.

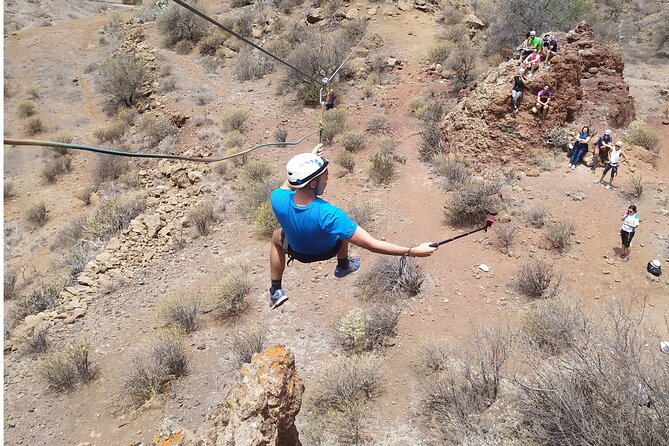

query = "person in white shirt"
[
  {"left": 619, "top": 204, "right": 639, "bottom": 262},
  {"left": 594, "top": 141, "right": 627, "bottom": 189}
]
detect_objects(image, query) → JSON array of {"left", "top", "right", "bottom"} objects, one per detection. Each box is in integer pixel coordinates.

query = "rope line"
[
  {"left": 171, "top": 0, "right": 322, "bottom": 86},
  {"left": 4, "top": 130, "right": 319, "bottom": 164},
  {"left": 325, "top": 32, "right": 367, "bottom": 85}
]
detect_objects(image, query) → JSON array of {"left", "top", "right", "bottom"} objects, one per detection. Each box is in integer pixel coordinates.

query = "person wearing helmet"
[
  {"left": 268, "top": 144, "right": 437, "bottom": 309},
  {"left": 594, "top": 141, "right": 627, "bottom": 189},
  {"left": 510, "top": 69, "right": 527, "bottom": 114},
  {"left": 590, "top": 129, "right": 613, "bottom": 172}
]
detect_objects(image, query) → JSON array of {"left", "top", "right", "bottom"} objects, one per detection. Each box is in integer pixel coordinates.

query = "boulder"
[
  {"left": 306, "top": 9, "right": 323, "bottom": 24},
  {"left": 463, "top": 14, "right": 485, "bottom": 29},
  {"left": 209, "top": 345, "right": 304, "bottom": 446}
]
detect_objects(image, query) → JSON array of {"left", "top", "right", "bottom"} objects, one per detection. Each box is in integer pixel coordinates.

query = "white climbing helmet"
[
  {"left": 605, "top": 129, "right": 612, "bottom": 135},
  {"left": 286, "top": 153, "right": 329, "bottom": 188},
  {"left": 530, "top": 30, "right": 536, "bottom": 36},
  {"left": 531, "top": 106, "right": 538, "bottom": 113}
]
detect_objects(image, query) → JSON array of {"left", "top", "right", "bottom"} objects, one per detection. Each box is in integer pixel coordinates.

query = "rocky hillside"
[{"left": 441, "top": 22, "right": 635, "bottom": 168}]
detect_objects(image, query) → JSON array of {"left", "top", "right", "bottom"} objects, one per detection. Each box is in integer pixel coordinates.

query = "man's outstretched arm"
[{"left": 348, "top": 226, "right": 436, "bottom": 257}]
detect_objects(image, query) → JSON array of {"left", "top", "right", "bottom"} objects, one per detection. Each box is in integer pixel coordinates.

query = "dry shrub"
[
  {"left": 626, "top": 120, "right": 660, "bottom": 152},
  {"left": 494, "top": 224, "right": 518, "bottom": 253},
  {"left": 94, "top": 154, "right": 130, "bottom": 183},
  {"left": 120, "top": 331, "right": 190, "bottom": 409},
  {"left": 356, "top": 256, "right": 424, "bottom": 301},
  {"left": 242, "top": 160, "right": 274, "bottom": 182},
  {"left": 544, "top": 220, "right": 575, "bottom": 253},
  {"left": 26, "top": 85, "right": 40, "bottom": 99},
  {"left": 336, "top": 306, "right": 400, "bottom": 353},
  {"left": 18, "top": 101, "right": 37, "bottom": 117},
  {"left": 233, "top": 49, "right": 275, "bottom": 81},
  {"left": 26, "top": 201, "right": 48, "bottom": 227},
  {"left": 525, "top": 205, "right": 548, "bottom": 228},
  {"left": 366, "top": 115, "right": 387, "bottom": 134},
  {"left": 413, "top": 97, "right": 445, "bottom": 124},
  {"left": 547, "top": 125, "right": 570, "bottom": 153},
  {"left": 76, "top": 186, "right": 95, "bottom": 205},
  {"left": 157, "top": 1, "right": 207, "bottom": 46},
  {"left": 209, "top": 264, "right": 251, "bottom": 319},
  {"left": 4, "top": 267, "right": 20, "bottom": 300},
  {"left": 230, "top": 327, "right": 267, "bottom": 364},
  {"left": 517, "top": 306, "right": 669, "bottom": 446},
  {"left": 340, "top": 132, "right": 365, "bottom": 152},
  {"left": 344, "top": 201, "right": 373, "bottom": 227},
  {"left": 93, "top": 121, "right": 127, "bottom": 143},
  {"left": 175, "top": 40, "right": 194, "bottom": 54},
  {"left": 198, "top": 31, "right": 227, "bottom": 55},
  {"left": 61, "top": 243, "right": 96, "bottom": 282},
  {"left": 12, "top": 277, "right": 66, "bottom": 321},
  {"left": 221, "top": 107, "right": 250, "bottom": 132},
  {"left": 336, "top": 151, "right": 356, "bottom": 173},
  {"left": 26, "top": 329, "right": 49, "bottom": 355},
  {"left": 431, "top": 154, "right": 471, "bottom": 189},
  {"left": 238, "top": 177, "right": 281, "bottom": 218},
  {"left": 136, "top": 113, "right": 177, "bottom": 147},
  {"left": 306, "top": 354, "right": 383, "bottom": 413},
  {"left": 444, "top": 179, "right": 501, "bottom": 227},
  {"left": 428, "top": 42, "right": 451, "bottom": 64},
  {"left": 274, "top": 127, "right": 288, "bottom": 142},
  {"left": 86, "top": 192, "right": 146, "bottom": 240},
  {"left": 41, "top": 156, "right": 72, "bottom": 183},
  {"left": 516, "top": 260, "right": 562, "bottom": 299},
  {"left": 417, "top": 340, "right": 450, "bottom": 374},
  {"left": 4, "top": 180, "right": 16, "bottom": 200},
  {"left": 26, "top": 117, "right": 44, "bottom": 135},
  {"left": 37, "top": 341, "right": 96, "bottom": 392},
  {"left": 419, "top": 121, "right": 444, "bottom": 160},
  {"left": 322, "top": 109, "right": 347, "bottom": 145},
  {"left": 96, "top": 52, "right": 150, "bottom": 106},
  {"left": 252, "top": 201, "right": 279, "bottom": 238},
  {"left": 188, "top": 203, "right": 215, "bottom": 237},
  {"left": 521, "top": 298, "right": 583, "bottom": 355},
  {"left": 224, "top": 129, "right": 245, "bottom": 150},
  {"left": 368, "top": 151, "right": 396, "bottom": 185},
  {"left": 51, "top": 217, "right": 86, "bottom": 250},
  {"left": 225, "top": 145, "right": 249, "bottom": 167},
  {"left": 629, "top": 173, "right": 644, "bottom": 197},
  {"left": 417, "top": 328, "right": 508, "bottom": 442}
]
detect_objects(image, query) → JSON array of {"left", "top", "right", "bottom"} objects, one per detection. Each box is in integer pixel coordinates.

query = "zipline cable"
[
  {"left": 325, "top": 32, "right": 367, "bottom": 85},
  {"left": 4, "top": 130, "right": 319, "bottom": 164},
  {"left": 171, "top": 0, "right": 322, "bottom": 86}
]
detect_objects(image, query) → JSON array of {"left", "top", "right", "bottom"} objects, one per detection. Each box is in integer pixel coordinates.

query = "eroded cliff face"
[{"left": 442, "top": 22, "right": 635, "bottom": 168}]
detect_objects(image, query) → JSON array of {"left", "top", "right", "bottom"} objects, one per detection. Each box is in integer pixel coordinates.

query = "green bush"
[
  {"left": 252, "top": 201, "right": 279, "bottom": 238},
  {"left": 369, "top": 151, "right": 396, "bottom": 185}
]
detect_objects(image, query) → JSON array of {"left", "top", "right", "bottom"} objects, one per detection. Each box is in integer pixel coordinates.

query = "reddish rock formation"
[
  {"left": 208, "top": 345, "right": 304, "bottom": 446},
  {"left": 441, "top": 22, "right": 635, "bottom": 168}
]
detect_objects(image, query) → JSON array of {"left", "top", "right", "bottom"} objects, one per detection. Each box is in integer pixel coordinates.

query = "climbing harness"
[{"left": 4, "top": 130, "right": 318, "bottom": 164}]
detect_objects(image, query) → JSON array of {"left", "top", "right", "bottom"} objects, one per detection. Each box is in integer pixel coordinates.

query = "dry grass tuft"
[
  {"left": 208, "top": 264, "right": 251, "bottom": 319},
  {"left": 521, "top": 298, "right": 583, "bottom": 355},
  {"left": 494, "top": 224, "right": 518, "bottom": 253},
  {"left": 188, "top": 203, "right": 216, "bottom": 237},
  {"left": 155, "top": 291, "right": 201, "bottom": 333},
  {"left": 336, "top": 306, "right": 400, "bottom": 353},
  {"left": 221, "top": 107, "right": 250, "bottom": 132},
  {"left": 544, "top": 220, "right": 575, "bottom": 253},
  {"left": 336, "top": 151, "right": 356, "bottom": 173},
  {"left": 230, "top": 327, "right": 268, "bottom": 364},
  {"left": 516, "top": 260, "right": 562, "bottom": 299},
  {"left": 443, "top": 179, "right": 501, "bottom": 227},
  {"left": 356, "top": 256, "right": 424, "bottom": 301},
  {"left": 26, "top": 201, "right": 48, "bottom": 227}
]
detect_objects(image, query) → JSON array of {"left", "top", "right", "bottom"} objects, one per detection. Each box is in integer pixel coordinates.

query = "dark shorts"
[
  {"left": 281, "top": 230, "right": 342, "bottom": 264},
  {"left": 620, "top": 229, "right": 634, "bottom": 247},
  {"left": 602, "top": 162, "right": 618, "bottom": 178}
]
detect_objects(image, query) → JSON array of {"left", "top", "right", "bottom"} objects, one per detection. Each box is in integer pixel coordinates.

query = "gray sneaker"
[{"left": 269, "top": 289, "right": 288, "bottom": 310}]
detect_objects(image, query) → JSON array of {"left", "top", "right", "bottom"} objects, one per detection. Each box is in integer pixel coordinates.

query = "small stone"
[
  {"left": 602, "top": 270, "right": 611, "bottom": 275},
  {"left": 196, "top": 342, "right": 206, "bottom": 350},
  {"left": 63, "top": 316, "right": 76, "bottom": 325},
  {"left": 478, "top": 264, "right": 490, "bottom": 272}
]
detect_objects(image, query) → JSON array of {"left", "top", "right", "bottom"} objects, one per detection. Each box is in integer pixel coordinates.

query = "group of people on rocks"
[
  {"left": 507, "top": 31, "right": 640, "bottom": 263},
  {"left": 509, "top": 31, "right": 557, "bottom": 122}
]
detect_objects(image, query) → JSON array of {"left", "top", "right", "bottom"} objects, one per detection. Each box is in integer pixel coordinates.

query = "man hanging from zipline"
[{"left": 268, "top": 144, "right": 437, "bottom": 309}]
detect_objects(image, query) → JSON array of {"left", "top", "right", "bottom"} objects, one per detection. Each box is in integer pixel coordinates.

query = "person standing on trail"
[
  {"left": 534, "top": 85, "right": 553, "bottom": 123},
  {"left": 568, "top": 126, "right": 592, "bottom": 169},
  {"left": 511, "top": 69, "right": 527, "bottom": 114},
  {"left": 594, "top": 140, "right": 627, "bottom": 189},
  {"left": 618, "top": 204, "right": 639, "bottom": 262},
  {"left": 591, "top": 129, "right": 613, "bottom": 172},
  {"left": 268, "top": 144, "right": 437, "bottom": 309}
]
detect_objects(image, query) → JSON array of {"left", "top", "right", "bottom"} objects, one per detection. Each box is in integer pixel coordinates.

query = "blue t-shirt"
[{"left": 271, "top": 188, "right": 357, "bottom": 254}]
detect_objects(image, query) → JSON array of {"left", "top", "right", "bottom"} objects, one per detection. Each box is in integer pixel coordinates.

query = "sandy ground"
[{"left": 3, "top": 1, "right": 669, "bottom": 445}]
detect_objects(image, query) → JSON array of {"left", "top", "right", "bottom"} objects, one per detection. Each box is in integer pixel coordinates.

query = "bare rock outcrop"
[
  {"left": 442, "top": 22, "right": 635, "bottom": 168},
  {"left": 207, "top": 345, "right": 304, "bottom": 446}
]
